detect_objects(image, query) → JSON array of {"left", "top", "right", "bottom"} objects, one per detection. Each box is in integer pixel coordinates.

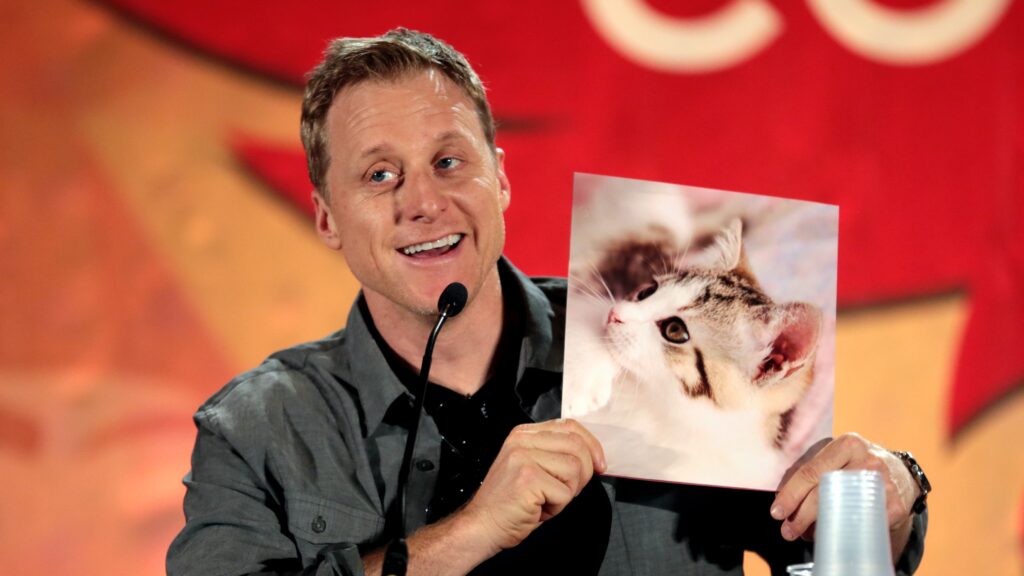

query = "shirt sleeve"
[
  {"left": 166, "top": 410, "right": 367, "bottom": 576},
  {"left": 895, "top": 507, "right": 928, "bottom": 575}
]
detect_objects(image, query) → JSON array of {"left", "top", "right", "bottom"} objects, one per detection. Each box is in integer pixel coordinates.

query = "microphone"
[
  {"left": 383, "top": 282, "right": 468, "bottom": 576},
  {"left": 438, "top": 282, "right": 468, "bottom": 319}
]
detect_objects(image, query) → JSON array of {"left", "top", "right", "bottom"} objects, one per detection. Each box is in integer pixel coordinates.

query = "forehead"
[
  {"left": 324, "top": 69, "right": 483, "bottom": 159},
  {"left": 654, "top": 274, "right": 709, "bottom": 304}
]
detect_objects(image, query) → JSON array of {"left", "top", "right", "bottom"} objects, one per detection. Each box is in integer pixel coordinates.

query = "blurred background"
[{"left": 0, "top": 1, "right": 1021, "bottom": 574}]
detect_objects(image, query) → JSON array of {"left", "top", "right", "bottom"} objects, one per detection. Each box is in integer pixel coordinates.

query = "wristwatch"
[{"left": 891, "top": 450, "right": 931, "bottom": 514}]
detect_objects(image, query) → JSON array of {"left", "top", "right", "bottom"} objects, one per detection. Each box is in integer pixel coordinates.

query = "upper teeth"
[{"left": 402, "top": 234, "right": 462, "bottom": 255}]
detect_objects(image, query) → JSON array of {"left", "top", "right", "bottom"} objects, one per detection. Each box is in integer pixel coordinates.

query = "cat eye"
[
  {"left": 635, "top": 282, "right": 658, "bottom": 302},
  {"left": 658, "top": 316, "right": 690, "bottom": 344}
]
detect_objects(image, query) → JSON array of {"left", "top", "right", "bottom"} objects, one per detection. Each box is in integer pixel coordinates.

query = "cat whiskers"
[
  {"left": 569, "top": 267, "right": 615, "bottom": 306},
  {"left": 572, "top": 281, "right": 614, "bottom": 308},
  {"left": 674, "top": 239, "right": 696, "bottom": 276},
  {"left": 569, "top": 272, "right": 604, "bottom": 299},
  {"left": 586, "top": 262, "right": 615, "bottom": 303},
  {"left": 655, "top": 250, "right": 672, "bottom": 278}
]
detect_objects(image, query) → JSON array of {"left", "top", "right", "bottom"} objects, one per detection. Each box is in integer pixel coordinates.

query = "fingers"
[
  {"left": 461, "top": 419, "right": 606, "bottom": 551},
  {"left": 780, "top": 484, "right": 819, "bottom": 541},
  {"left": 501, "top": 419, "right": 605, "bottom": 501},
  {"left": 776, "top": 437, "right": 830, "bottom": 489},
  {"left": 507, "top": 419, "right": 606, "bottom": 476},
  {"left": 511, "top": 419, "right": 607, "bottom": 473},
  {"left": 526, "top": 448, "right": 589, "bottom": 497},
  {"left": 772, "top": 434, "right": 860, "bottom": 522},
  {"left": 771, "top": 433, "right": 918, "bottom": 543},
  {"left": 494, "top": 448, "right": 578, "bottom": 519},
  {"left": 533, "top": 467, "right": 576, "bottom": 521}
]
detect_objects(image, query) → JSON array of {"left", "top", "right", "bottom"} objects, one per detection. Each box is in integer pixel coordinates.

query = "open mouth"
[{"left": 399, "top": 233, "right": 463, "bottom": 258}]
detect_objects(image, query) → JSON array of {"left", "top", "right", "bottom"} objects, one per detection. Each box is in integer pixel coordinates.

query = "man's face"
[{"left": 314, "top": 70, "right": 510, "bottom": 318}]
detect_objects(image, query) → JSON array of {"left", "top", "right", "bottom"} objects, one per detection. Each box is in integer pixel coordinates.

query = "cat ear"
[
  {"left": 756, "top": 303, "right": 822, "bottom": 384},
  {"left": 688, "top": 218, "right": 744, "bottom": 271}
]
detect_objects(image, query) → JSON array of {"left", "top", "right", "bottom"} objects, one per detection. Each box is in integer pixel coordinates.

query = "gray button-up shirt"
[{"left": 167, "top": 259, "right": 925, "bottom": 575}]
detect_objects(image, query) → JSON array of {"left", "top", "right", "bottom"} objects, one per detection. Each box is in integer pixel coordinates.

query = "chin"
[
  {"left": 411, "top": 276, "right": 476, "bottom": 316},
  {"left": 400, "top": 291, "right": 447, "bottom": 317}
]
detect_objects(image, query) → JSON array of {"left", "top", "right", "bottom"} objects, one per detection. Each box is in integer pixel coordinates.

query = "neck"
[{"left": 365, "top": 268, "right": 505, "bottom": 396}]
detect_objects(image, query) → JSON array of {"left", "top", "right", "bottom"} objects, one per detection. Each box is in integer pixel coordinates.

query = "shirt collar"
[
  {"left": 331, "top": 257, "right": 563, "bottom": 438},
  {"left": 503, "top": 259, "right": 563, "bottom": 376}
]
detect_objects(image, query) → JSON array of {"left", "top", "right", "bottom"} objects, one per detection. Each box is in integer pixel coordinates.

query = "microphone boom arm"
[{"left": 382, "top": 284, "right": 467, "bottom": 576}]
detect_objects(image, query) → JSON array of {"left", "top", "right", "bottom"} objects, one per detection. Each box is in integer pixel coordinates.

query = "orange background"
[{"left": 0, "top": 1, "right": 1021, "bottom": 575}]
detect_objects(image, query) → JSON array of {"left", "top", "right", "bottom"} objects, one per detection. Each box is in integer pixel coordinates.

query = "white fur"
[
  {"left": 566, "top": 185, "right": 832, "bottom": 490},
  {"left": 565, "top": 279, "right": 793, "bottom": 490}
]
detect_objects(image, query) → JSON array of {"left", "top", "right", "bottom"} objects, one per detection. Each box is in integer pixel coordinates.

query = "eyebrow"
[
  {"left": 358, "top": 144, "right": 391, "bottom": 160},
  {"left": 435, "top": 130, "right": 466, "bottom": 145},
  {"left": 356, "top": 130, "right": 469, "bottom": 160}
]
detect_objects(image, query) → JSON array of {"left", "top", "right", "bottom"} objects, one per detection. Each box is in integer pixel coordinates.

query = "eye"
[
  {"left": 369, "top": 168, "right": 397, "bottom": 183},
  {"left": 658, "top": 316, "right": 690, "bottom": 344},
  {"left": 435, "top": 157, "right": 462, "bottom": 170},
  {"left": 635, "top": 282, "right": 657, "bottom": 302}
]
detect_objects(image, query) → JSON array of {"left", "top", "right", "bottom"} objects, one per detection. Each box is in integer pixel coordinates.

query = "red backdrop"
[{"left": 1, "top": 1, "right": 1021, "bottom": 574}]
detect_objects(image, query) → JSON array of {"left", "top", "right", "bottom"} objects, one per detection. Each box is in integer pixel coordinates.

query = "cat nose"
[{"left": 607, "top": 309, "right": 623, "bottom": 324}]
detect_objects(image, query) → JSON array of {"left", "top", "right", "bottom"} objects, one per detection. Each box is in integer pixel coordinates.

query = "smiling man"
[
  {"left": 310, "top": 67, "right": 512, "bottom": 396},
  {"left": 167, "top": 29, "right": 928, "bottom": 576}
]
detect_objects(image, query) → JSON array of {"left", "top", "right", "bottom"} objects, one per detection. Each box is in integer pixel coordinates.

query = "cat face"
[{"left": 604, "top": 220, "right": 822, "bottom": 412}]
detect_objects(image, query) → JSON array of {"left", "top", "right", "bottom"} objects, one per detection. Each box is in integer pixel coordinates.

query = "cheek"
[
  {"left": 337, "top": 224, "right": 374, "bottom": 260},
  {"left": 478, "top": 196, "right": 509, "bottom": 252},
  {"left": 455, "top": 182, "right": 505, "bottom": 224},
  {"left": 663, "top": 347, "right": 693, "bottom": 376},
  {"left": 604, "top": 324, "right": 630, "bottom": 361},
  {"left": 336, "top": 197, "right": 391, "bottom": 240},
  {"left": 608, "top": 323, "right": 661, "bottom": 365}
]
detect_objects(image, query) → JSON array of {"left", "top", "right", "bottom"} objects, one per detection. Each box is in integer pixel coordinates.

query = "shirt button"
[
  {"left": 311, "top": 515, "right": 327, "bottom": 534},
  {"left": 416, "top": 459, "right": 435, "bottom": 472}
]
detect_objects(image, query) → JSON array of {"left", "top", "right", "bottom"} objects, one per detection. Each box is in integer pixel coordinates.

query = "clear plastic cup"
[
  {"left": 812, "top": 470, "right": 894, "bottom": 576},
  {"left": 786, "top": 562, "right": 814, "bottom": 575}
]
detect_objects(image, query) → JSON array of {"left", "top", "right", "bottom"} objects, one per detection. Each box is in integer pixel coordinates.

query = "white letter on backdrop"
[
  {"left": 806, "top": 0, "right": 1011, "bottom": 65},
  {"left": 581, "top": 0, "right": 783, "bottom": 73}
]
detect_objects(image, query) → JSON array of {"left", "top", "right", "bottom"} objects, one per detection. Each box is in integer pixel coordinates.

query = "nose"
[
  {"left": 397, "top": 170, "right": 448, "bottom": 223},
  {"left": 607, "top": 308, "right": 623, "bottom": 325}
]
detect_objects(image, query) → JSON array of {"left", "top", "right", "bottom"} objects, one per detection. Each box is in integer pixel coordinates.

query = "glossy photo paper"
[{"left": 563, "top": 173, "right": 837, "bottom": 491}]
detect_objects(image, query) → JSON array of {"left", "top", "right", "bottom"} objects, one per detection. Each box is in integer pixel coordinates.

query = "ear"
[
  {"left": 312, "top": 190, "right": 343, "bottom": 251},
  {"left": 690, "top": 218, "right": 743, "bottom": 271},
  {"left": 756, "top": 302, "right": 822, "bottom": 383},
  {"left": 495, "top": 147, "right": 511, "bottom": 212}
]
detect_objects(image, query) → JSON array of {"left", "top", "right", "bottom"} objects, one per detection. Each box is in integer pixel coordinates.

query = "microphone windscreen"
[{"left": 438, "top": 282, "right": 468, "bottom": 317}]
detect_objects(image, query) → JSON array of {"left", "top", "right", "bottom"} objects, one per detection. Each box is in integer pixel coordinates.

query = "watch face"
[{"left": 917, "top": 466, "right": 932, "bottom": 494}]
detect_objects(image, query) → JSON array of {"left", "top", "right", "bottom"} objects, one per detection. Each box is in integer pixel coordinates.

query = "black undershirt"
[{"left": 370, "top": 272, "right": 611, "bottom": 574}]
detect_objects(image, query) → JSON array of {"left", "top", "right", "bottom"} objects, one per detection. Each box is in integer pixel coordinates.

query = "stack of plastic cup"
[
  {"left": 785, "top": 562, "right": 814, "bottom": 575},
  {"left": 812, "top": 470, "right": 894, "bottom": 576}
]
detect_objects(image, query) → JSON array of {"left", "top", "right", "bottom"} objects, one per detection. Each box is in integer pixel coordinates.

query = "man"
[{"left": 168, "top": 29, "right": 927, "bottom": 575}]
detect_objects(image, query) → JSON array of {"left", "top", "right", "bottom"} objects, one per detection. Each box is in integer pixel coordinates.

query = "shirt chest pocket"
[{"left": 287, "top": 493, "right": 386, "bottom": 551}]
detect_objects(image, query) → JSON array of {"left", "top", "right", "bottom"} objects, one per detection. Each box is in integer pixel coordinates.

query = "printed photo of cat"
[{"left": 563, "top": 173, "right": 837, "bottom": 491}]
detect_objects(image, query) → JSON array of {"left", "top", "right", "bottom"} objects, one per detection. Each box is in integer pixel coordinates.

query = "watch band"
[{"left": 892, "top": 450, "right": 931, "bottom": 514}]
